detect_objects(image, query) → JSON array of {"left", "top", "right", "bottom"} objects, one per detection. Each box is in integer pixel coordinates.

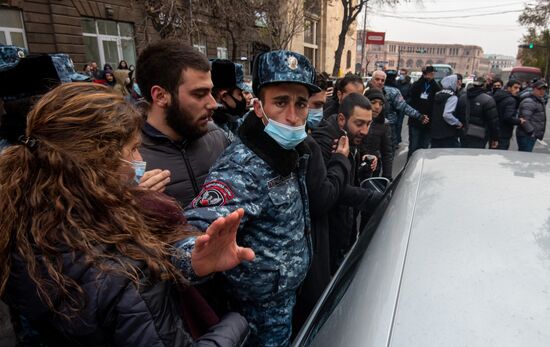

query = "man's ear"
[
  {"left": 337, "top": 113, "right": 346, "bottom": 129},
  {"left": 253, "top": 98, "right": 264, "bottom": 120},
  {"left": 150, "top": 86, "right": 171, "bottom": 108}
]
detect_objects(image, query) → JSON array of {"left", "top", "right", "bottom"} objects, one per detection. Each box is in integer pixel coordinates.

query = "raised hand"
[{"left": 191, "top": 208, "right": 255, "bottom": 277}]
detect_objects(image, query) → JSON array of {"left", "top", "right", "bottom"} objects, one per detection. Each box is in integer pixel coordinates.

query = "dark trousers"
[
  {"left": 516, "top": 135, "right": 537, "bottom": 152},
  {"left": 396, "top": 112, "right": 405, "bottom": 144},
  {"left": 408, "top": 125, "right": 431, "bottom": 158},
  {"left": 462, "top": 135, "right": 488, "bottom": 149},
  {"left": 498, "top": 137, "right": 511, "bottom": 150},
  {"left": 390, "top": 123, "right": 399, "bottom": 148},
  {"left": 431, "top": 136, "right": 460, "bottom": 148}
]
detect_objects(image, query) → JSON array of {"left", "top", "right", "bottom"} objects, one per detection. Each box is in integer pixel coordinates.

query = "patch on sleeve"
[{"left": 191, "top": 180, "right": 235, "bottom": 207}]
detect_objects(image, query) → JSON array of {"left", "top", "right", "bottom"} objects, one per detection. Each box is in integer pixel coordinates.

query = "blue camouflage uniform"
[
  {"left": 383, "top": 85, "right": 422, "bottom": 147},
  {"left": 182, "top": 50, "right": 320, "bottom": 347},
  {"left": 184, "top": 134, "right": 312, "bottom": 346}
]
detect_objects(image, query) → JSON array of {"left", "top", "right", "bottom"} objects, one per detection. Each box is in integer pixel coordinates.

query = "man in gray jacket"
[
  {"left": 136, "top": 40, "right": 229, "bottom": 207},
  {"left": 517, "top": 79, "right": 548, "bottom": 152}
]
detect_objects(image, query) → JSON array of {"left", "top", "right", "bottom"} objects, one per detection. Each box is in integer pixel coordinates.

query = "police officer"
[{"left": 184, "top": 50, "right": 320, "bottom": 347}]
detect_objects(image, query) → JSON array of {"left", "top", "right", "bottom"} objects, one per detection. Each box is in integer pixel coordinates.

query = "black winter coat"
[
  {"left": 141, "top": 122, "right": 229, "bottom": 207},
  {"left": 466, "top": 86, "right": 500, "bottom": 141},
  {"left": 407, "top": 77, "right": 441, "bottom": 127},
  {"left": 517, "top": 93, "right": 547, "bottom": 140},
  {"left": 6, "top": 250, "right": 249, "bottom": 346},
  {"left": 362, "top": 114, "right": 393, "bottom": 179},
  {"left": 294, "top": 136, "right": 351, "bottom": 332},
  {"left": 322, "top": 97, "right": 340, "bottom": 119},
  {"left": 311, "top": 115, "right": 382, "bottom": 273},
  {"left": 493, "top": 89, "right": 520, "bottom": 139}
]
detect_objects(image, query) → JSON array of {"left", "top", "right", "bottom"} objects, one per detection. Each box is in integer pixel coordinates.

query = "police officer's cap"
[{"left": 252, "top": 50, "right": 320, "bottom": 96}]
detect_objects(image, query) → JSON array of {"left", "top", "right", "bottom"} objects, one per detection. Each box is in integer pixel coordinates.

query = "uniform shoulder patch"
[{"left": 191, "top": 180, "right": 235, "bottom": 208}]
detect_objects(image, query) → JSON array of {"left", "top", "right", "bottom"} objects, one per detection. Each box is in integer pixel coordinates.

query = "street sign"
[{"left": 366, "top": 31, "right": 386, "bottom": 45}]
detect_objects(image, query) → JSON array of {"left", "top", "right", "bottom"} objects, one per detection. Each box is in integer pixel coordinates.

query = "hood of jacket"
[
  {"left": 441, "top": 75, "right": 458, "bottom": 92},
  {"left": 493, "top": 89, "right": 515, "bottom": 104}
]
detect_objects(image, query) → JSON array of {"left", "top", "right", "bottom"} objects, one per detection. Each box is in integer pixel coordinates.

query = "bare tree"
[
  {"left": 202, "top": 0, "right": 259, "bottom": 61},
  {"left": 519, "top": 0, "right": 550, "bottom": 28},
  {"left": 331, "top": 0, "right": 410, "bottom": 77},
  {"left": 142, "top": 0, "right": 199, "bottom": 42},
  {"left": 258, "top": 0, "right": 315, "bottom": 50}
]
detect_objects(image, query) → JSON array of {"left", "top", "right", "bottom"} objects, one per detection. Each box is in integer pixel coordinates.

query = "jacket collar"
[{"left": 238, "top": 111, "right": 310, "bottom": 177}]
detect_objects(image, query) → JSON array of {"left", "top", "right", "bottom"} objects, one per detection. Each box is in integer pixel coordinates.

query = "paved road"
[{"left": 392, "top": 102, "right": 550, "bottom": 177}]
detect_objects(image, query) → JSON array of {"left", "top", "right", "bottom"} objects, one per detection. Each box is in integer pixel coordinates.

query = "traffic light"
[{"left": 529, "top": 42, "right": 535, "bottom": 49}]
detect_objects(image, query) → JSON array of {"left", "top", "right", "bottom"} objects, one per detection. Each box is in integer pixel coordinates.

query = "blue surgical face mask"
[
  {"left": 307, "top": 108, "right": 323, "bottom": 128},
  {"left": 121, "top": 158, "right": 146, "bottom": 183},
  {"left": 133, "top": 83, "right": 142, "bottom": 97},
  {"left": 259, "top": 101, "right": 307, "bottom": 150}
]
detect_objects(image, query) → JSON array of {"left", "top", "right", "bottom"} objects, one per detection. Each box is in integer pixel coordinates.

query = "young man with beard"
[
  {"left": 210, "top": 59, "right": 249, "bottom": 142},
  {"left": 312, "top": 93, "right": 382, "bottom": 273},
  {"left": 184, "top": 50, "right": 321, "bottom": 347},
  {"left": 494, "top": 79, "right": 522, "bottom": 150},
  {"left": 136, "top": 40, "right": 229, "bottom": 207}
]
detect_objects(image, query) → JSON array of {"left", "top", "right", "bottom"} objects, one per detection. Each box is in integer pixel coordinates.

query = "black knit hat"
[
  {"left": 364, "top": 87, "right": 386, "bottom": 103},
  {"left": 211, "top": 59, "right": 237, "bottom": 89}
]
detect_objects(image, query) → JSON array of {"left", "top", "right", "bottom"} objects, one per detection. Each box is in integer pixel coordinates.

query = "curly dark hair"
[{"left": 0, "top": 83, "right": 196, "bottom": 318}]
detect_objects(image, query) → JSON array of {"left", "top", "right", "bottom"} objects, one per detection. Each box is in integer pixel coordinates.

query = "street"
[{"left": 392, "top": 102, "right": 550, "bottom": 177}]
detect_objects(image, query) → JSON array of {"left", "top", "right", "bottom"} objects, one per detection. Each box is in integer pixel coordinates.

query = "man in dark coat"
[
  {"left": 494, "top": 79, "right": 521, "bottom": 150},
  {"left": 516, "top": 79, "right": 548, "bottom": 152},
  {"left": 463, "top": 77, "right": 500, "bottom": 149},
  {"left": 323, "top": 73, "right": 364, "bottom": 119},
  {"left": 312, "top": 93, "right": 382, "bottom": 273},
  {"left": 136, "top": 40, "right": 229, "bottom": 207},
  {"left": 430, "top": 75, "right": 467, "bottom": 148},
  {"left": 407, "top": 66, "right": 440, "bottom": 157}
]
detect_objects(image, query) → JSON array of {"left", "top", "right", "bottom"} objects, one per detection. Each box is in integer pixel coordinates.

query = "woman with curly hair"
[{"left": 0, "top": 83, "right": 254, "bottom": 346}]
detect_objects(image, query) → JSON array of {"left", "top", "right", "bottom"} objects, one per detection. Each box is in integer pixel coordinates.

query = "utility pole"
[{"left": 360, "top": 1, "right": 369, "bottom": 77}]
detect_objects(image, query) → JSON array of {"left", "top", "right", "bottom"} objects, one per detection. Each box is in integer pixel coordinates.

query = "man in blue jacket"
[{"left": 185, "top": 50, "right": 320, "bottom": 347}]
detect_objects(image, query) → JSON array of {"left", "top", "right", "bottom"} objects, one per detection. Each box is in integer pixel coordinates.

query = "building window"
[
  {"left": 346, "top": 50, "right": 352, "bottom": 69},
  {"left": 406, "top": 59, "right": 413, "bottom": 68},
  {"left": 304, "top": 18, "right": 318, "bottom": 67},
  {"left": 217, "top": 47, "right": 228, "bottom": 59},
  {"left": 192, "top": 33, "right": 207, "bottom": 56},
  {"left": 0, "top": 8, "right": 27, "bottom": 48},
  {"left": 389, "top": 60, "right": 395, "bottom": 67},
  {"left": 81, "top": 18, "right": 135, "bottom": 68}
]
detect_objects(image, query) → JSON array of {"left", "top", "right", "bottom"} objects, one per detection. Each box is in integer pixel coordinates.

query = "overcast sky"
[{"left": 361, "top": 0, "right": 529, "bottom": 57}]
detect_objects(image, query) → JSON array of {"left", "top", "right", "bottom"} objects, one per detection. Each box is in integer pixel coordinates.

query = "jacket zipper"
[{"left": 179, "top": 146, "right": 200, "bottom": 196}]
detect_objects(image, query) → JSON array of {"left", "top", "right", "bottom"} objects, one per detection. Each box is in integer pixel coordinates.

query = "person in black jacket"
[
  {"left": 430, "top": 75, "right": 467, "bottom": 148},
  {"left": 137, "top": 40, "right": 229, "bottom": 208},
  {"left": 464, "top": 78, "right": 500, "bottom": 149},
  {"left": 407, "top": 66, "right": 441, "bottom": 157},
  {"left": 323, "top": 73, "right": 364, "bottom": 119},
  {"left": 363, "top": 88, "right": 393, "bottom": 179},
  {"left": 494, "top": 79, "right": 521, "bottom": 150},
  {"left": 516, "top": 79, "right": 548, "bottom": 152},
  {"left": 312, "top": 93, "right": 382, "bottom": 273},
  {"left": 0, "top": 83, "right": 254, "bottom": 347}
]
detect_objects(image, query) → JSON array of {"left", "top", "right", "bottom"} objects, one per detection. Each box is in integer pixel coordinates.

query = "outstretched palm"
[{"left": 191, "top": 208, "right": 255, "bottom": 277}]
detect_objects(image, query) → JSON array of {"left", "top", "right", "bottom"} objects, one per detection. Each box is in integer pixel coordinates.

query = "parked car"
[{"left": 294, "top": 149, "right": 550, "bottom": 347}]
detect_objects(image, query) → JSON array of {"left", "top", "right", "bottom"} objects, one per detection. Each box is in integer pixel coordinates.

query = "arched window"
[
  {"left": 346, "top": 50, "right": 352, "bottom": 69},
  {"left": 406, "top": 59, "right": 413, "bottom": 68},
  {"left": 416, "top": 59, "right": 424, "bottom": 68},
  {"left": 426, "top": 59, "right": 434, "bottom": 65}
]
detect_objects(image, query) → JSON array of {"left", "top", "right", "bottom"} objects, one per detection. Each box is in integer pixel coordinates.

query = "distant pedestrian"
[
  {"left": 430, "top": 75, "right": 467, "bottom": 148},
  {"left": 516, "top": 79, "right": 547, "bottom": 152},
  {"left": 494, "top": 79, "right": 521, "bottom": 150},
  {"left": 463, "top": 77, "right": 499, "bottom": 149}
]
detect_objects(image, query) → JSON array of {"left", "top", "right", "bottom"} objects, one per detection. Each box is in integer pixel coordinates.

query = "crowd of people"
[
  {"left": 0, "top": 38, "right": 547, "bottom": 347},
  {"left": 372, "top": 66, "right": 547, "bottom": 153}
]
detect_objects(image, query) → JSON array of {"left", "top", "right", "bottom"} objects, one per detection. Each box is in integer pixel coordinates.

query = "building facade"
[
  {"left": 1, "top": 0, "right": 355, "bottom": 77},
  {"left": 356, "top": 31, "right": 489, "bottom": 76},
  {"left": 485, "top": 54, "right": 515, "bottom": 73}
]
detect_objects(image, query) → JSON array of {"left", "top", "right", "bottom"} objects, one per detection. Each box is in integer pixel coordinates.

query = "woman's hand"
[
  {"left": 191, "top": 208, "right": 255, "bottom": 277},
  {"left": 139, "top": 169, "right": 171, "bottom": 192}
]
